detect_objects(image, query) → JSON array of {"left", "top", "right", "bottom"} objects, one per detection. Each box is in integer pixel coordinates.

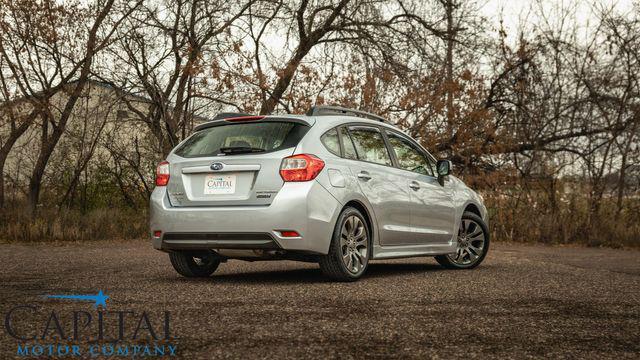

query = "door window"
[
  {"left": 386, "top": 131, "right": 434, "bottom": 176},
  {"left": 339, "top": 126, "right": 358, "bottom": 160},
  {"left": 348, "top": 126, "right": 392, "bottom": 166}
]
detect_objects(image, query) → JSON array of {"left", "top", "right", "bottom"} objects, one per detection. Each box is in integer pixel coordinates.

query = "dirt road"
[{"left": 0, "top": 241, "right": 638, "bottom": 359}]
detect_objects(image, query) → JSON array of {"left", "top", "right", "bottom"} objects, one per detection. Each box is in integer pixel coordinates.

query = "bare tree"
[
  {"left": 105, "top": 0, "right": 255, "bottom": 157},
  {"left": 241, "top": 0, "right": 449, "bottom": 115},
  {"left": 0, "top": 0, "right": 141, "bottom": 215}
]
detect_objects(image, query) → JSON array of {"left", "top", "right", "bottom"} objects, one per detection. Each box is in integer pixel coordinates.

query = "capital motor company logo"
[{"left": 3, "top": 290, "right": 177, "bottom": 358}]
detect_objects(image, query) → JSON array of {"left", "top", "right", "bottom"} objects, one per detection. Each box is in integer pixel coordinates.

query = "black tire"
[
  {"left": 319, "top": 207, "right": 370, "bottom": 282},
  {"left": 169, "top": 251, "right": 221, "bottom": 278},
  {"left": 435, "top": 211, "right": 490, "bottom": 269}
]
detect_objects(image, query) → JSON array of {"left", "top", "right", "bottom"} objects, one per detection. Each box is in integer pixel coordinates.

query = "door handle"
[
  {"left": 409, "top": 181, "right": 420, "bottom": 190},
  {"left": 357, "top": 171, "right": 372, "bottom": 181}
]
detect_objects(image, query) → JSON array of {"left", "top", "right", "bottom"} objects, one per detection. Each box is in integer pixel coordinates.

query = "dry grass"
[
  {"left": 485, "top": 191, "right": 640, "bottom": 248},
  {"left": 1, "top": 191, "right": 638, "bottom": 248},
  {"left": 0, "top": 205, "right": 147, "bottom": 242}
]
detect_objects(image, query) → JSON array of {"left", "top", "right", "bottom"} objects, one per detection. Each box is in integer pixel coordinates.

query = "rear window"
[{"left": 175, "top": 121, "right": 309, "bottom": 157}]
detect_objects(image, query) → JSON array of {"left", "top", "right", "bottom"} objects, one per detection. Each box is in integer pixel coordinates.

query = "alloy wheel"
[
  {"left": 447, "top": 218, "right": 486, "bottom": 266},
  {"left": 340, "top": 215, "right": 368, "bottom": 274}
]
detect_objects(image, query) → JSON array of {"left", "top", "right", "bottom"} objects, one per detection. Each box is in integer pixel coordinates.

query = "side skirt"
[{"left": 371, "top": 242, "right": 457, "bottom": 260}]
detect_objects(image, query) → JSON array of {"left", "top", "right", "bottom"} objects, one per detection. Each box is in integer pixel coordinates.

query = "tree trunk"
[
  {"left": 444, "top": 0, "right": 455, "bottom": 130},
  {"left": 0, "top": 108, "right": 38, "bottom": 207},
  {"left": 28, "top": 117, "right": 65, "bottom": 216},
  {"left": 0, "top": 149, "right": 10, "bottom": 207},
  {"left": 259, "top": 49, "right": 309, "bottom": 115},
  {"left": 0, "top": 117, "right": 33, "bottom": 207},
  {"left": 616, "top": 142, "right": 629, "bottom": 214}
]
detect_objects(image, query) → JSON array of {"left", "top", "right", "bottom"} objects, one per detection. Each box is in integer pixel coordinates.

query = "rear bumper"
[
  {"left": 149, "top": 181, "right": 341, "bottom": 255},
  {"left": 160, "top": 232, "right": 280, "bottom": 250}
]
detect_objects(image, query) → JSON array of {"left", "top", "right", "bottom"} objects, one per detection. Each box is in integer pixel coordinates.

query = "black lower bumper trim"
[{"left": 161, "top": 232, "right": 280, "bottom": 250}]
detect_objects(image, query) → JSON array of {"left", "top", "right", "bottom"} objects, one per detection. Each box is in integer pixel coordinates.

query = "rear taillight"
[
  {"left": 280, "top": 154, "right": 325, "bottom": 182},
  {"left": 156, "top": 161, "right": 170, "bottom": 186}
]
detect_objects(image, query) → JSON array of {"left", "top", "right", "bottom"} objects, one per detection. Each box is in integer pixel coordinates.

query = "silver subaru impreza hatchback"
[{"left": 150, "top": 106, "right": 489, "bottom": 281}]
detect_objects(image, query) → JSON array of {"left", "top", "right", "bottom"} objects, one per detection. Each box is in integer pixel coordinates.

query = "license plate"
[{"left": 204, "top": 174, "right": 236, "bottom": 195}]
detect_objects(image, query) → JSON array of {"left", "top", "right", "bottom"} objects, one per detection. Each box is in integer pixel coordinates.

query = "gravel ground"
[{"left": 0, "top": 240, "right": 638, "bottom": 359}]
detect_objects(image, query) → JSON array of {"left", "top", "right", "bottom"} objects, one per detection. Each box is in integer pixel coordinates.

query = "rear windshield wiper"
[{"left": 218, "top": 146, "right": 266, "bottom": 155}]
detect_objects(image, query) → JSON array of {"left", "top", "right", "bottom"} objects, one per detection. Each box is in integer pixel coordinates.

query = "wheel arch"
[
  {"left": 342, "top": 199, "right": 375, "bottom": 248},
  {"left": 458, "top": 199, "right": 489, "bottom": 230},
  {"left": 463, "top": 203, "right": 482, "bottom": 217}
]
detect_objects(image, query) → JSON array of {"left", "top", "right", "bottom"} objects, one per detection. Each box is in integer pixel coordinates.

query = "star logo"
[{"left": 45, "top": 290, "right": 110, "bottom": 309}]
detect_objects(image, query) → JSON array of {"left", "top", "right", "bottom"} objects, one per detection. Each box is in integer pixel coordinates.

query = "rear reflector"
[
  {"left": 279, "top": 230, "right": 300, "bottom": 237},
  {"left": 155, "top": 161, "right": 170, "bottom": 186},
  {"left": 225, "top": 115, "right": 264, "bottom": 122},
  {"left": 280, "top": 154, "right": 325, "bottom": 182}
]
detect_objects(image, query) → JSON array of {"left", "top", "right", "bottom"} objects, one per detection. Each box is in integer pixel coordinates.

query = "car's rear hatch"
[{"left": 166, "top": 117, "right": 309, "bottom": 207}]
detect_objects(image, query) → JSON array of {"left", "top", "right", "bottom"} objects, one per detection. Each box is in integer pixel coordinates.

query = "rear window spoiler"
[{"left": 193, "top": 116, "right": 310, "bottom": 132}]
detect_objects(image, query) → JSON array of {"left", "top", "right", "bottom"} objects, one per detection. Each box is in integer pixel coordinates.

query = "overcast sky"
[{"left": 479, "top": 0, "right": 636, "bottom": 43}]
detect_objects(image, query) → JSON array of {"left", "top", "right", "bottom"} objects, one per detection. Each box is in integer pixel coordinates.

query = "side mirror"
[{"left": 436, "top": 159, "right": 452, "bottom": 177}]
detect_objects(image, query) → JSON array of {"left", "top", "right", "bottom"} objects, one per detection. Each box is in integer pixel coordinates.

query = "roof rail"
[{"left": 306, "top": 105, "right": 386, "bottom": 123}]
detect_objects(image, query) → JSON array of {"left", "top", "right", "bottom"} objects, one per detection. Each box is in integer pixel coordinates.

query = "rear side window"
[
  {"left": 320, "top": 128, "right": 340, "bottom": 155},
  {"left": 348, "top": 126, "right": 392, "bottom": 166},
  {"left": 175, "top": 121, "right": 309, "bottom": 157}
]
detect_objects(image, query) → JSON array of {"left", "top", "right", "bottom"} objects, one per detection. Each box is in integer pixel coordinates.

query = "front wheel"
[
  {"left": 169, "top": 251, "right": 221, "bottom": 277},
  {"left": 319, "top": 207, "right": 370, "bottom": 281},
  {"left": 435, "top": 211, "right": 490, "bottom": 269}
]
